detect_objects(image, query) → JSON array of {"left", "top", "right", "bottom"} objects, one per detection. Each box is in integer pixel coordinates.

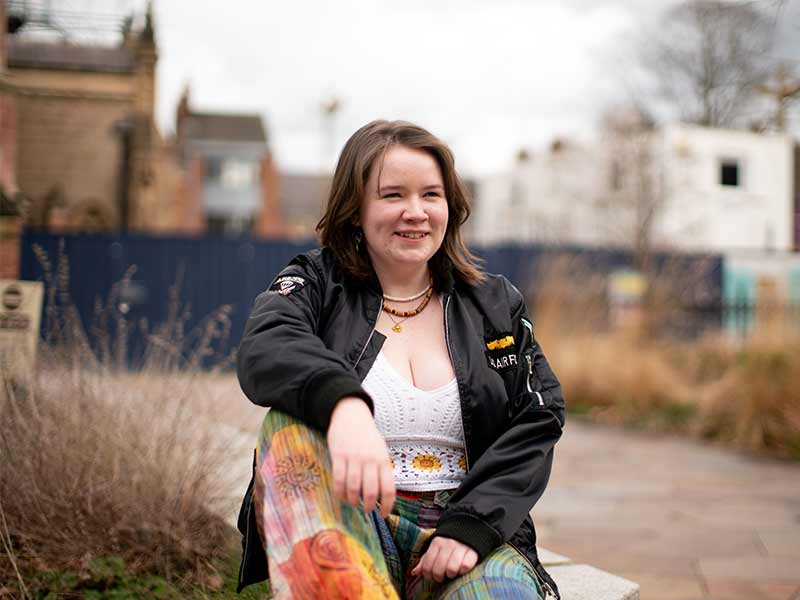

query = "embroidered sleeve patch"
[
  {"left": 269, "top": 275, "right": 306, "bottom": 296},
  {"left": 486, "top": 335, "right": 515, "bottom": 350},
  {"left": 484, "top": 333, "right": 518, "bottom": 374},
  {"left": 486, "top": 348, "right": 518, "bottom": 373}
]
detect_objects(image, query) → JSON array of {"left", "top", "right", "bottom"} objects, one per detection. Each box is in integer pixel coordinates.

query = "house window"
[
  {"left": 207, "top": 214, "right": 253, "bottom": 236},
  {"left": 720, "top": 159, "right": 741, "bottom": 187},
  {"left": 207, "top": 214, "right": 227, "bottom": 234},
  {"left": 221, "top": 160, "right": 257, "bottom": 189},
  {"left": 205, "top": 156, "right": 223, "bottom": 180}
]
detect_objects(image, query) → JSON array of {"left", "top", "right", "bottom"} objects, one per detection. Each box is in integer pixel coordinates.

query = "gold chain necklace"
[
  {"left": 385, "top": 312, "right": 412, "bottom": 333},
  {"left": 382, "top": 287, "right": 434, "bottom": 333}
]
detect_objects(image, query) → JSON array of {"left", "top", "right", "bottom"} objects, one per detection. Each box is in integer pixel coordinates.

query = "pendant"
[{"left": 392, "top": 324, "right": 402, "bottom": 333}]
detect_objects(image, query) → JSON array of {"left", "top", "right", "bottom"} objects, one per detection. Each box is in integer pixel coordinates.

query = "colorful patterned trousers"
[{"left": 253, "top": 410, "right": 544, "bottom": 599}]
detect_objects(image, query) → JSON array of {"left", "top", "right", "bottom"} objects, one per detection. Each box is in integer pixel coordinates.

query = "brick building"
[
  {"left": 1, "top": 3, "right": 171, "bottom": 233},
  {"left": 0, "top": 1, "right": 21, "bottom": 277},
  {"left": 0, "top": 2, "right": 307, "bottom": 281},
  {"left": 173, "top": 88, "right": 284, "bottom": 237}
]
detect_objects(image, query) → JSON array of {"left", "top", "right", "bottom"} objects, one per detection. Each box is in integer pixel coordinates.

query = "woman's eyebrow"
[{"left": 377, "top": 183, "right": 443, "bottom": 194}]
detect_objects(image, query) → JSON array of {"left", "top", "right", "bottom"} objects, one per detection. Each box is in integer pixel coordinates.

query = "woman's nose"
[{"left": 403, "top": 196, "right": 428, "bottom": 220}]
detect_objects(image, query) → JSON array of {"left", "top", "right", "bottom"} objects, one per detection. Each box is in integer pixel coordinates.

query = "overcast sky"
[{"left": 146, "top": 0, "right": 799, "bottom": 177}]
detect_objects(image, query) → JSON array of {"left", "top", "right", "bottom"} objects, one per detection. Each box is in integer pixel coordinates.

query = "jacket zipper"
[
  {"left": 443, "top": 293, "right": 471, "bottom": 471},
  {"left": 525, "top": 353, "right": 544, "bottom": 406},
  {"left": 353, "top": 297, "right": 383, "bottom": 368},
  {"left": 506, "top": 540, "right": 557, "bottom": 599},
  {"left": 525, "top": 353, "right": 534, "bottom": 393}
]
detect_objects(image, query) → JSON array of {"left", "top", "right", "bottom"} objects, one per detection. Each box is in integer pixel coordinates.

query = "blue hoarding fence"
[{"left": 19, "top": 232, "right": 723, "bottom": 366}]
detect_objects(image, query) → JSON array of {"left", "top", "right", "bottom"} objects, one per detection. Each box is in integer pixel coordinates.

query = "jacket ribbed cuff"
[
  {"left": 430, "top": 513, "right": 503, "bottom": 561},
  {"left": 302, "top": 370, "right": 374, "bottom": 432}
]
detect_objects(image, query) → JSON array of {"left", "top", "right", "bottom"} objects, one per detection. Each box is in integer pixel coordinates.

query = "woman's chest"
[{"left": 375, "top": 302, "right": 455, "bottom": 392}]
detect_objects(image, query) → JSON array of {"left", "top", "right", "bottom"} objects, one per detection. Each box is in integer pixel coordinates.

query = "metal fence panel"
[{"left": 19, "top": 233, "right": 724, "bottom": 364}]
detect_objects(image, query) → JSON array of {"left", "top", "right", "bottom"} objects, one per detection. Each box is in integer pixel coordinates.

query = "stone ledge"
[
  {"left": 538, "top": 548, "right": 572, "bottom": 566},
  {"left": 541, "top": 550, "right": 640, "bottom": 600}
]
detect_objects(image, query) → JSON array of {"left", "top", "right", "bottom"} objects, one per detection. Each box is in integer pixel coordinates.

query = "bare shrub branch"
[{"left": 0, "top": 251, "right": 240, "bottom": 590}]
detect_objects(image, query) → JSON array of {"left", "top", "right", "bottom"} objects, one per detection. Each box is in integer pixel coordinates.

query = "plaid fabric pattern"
[{"left": 254, "top": 410, "right": 543, "bottom": 600}]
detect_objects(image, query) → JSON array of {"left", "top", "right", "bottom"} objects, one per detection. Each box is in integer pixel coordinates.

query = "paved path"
[{"left": 534, "top": 420, "right": 800, "bottom": 600}]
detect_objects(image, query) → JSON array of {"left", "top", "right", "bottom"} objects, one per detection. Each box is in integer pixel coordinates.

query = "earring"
[{"left": 354, "top": 229, "right": 363, "bottom": 252}]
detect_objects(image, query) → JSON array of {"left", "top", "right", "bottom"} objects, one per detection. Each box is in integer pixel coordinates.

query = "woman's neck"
[{"left": 374, "top": 264, "right": 431, "bottom": 299}]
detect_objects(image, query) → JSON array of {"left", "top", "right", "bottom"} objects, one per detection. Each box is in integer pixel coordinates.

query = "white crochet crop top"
[{"left": 362, "top": 350, "right": 467, "bottom": 491}]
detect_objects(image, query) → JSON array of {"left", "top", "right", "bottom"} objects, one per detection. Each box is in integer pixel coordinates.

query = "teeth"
[{"left": 398, "top": 233, "right": 426, "bottom": 239}]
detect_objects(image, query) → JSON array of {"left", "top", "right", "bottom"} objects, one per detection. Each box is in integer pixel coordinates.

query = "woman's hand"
[
  {"left": 327, "top": 396, "right": 396, "bottom": 517},
  {"left": 411, "top": 537, "right": 478, "bottom": 582}
]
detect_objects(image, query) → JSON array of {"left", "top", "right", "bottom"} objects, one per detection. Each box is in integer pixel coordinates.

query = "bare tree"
[
  {"left": 594, "top": 106, "right": 725, "bottom": 336},
  {"left": 596, "top": 106, "right": 664, "bottom": 275},
  {"left": 639, "top": 0, "right": 778, "bottom": 128}
]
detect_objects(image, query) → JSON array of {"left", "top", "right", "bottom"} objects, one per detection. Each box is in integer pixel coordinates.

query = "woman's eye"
[
  {"left": 382, "top": 192, "right": 401, "bottom": 199},
  {"left": 424, "top": 191, "right": 441, "bottom": 197}
]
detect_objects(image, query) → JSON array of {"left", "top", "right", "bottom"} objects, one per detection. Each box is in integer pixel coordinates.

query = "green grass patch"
[
  {"left": 657, "top": 401, "right": 696, "bottom": 428},
  {"left": 565, "top": 401, "right": 593, "bottom": 417}
]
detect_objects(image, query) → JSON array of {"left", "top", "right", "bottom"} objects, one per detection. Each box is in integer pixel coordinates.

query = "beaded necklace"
[
  {"left": 382, "top": 283, "right": 432, "bottom": 303},
  {"left": 382, "top": 287, "right": 434, "bottom": 333}
]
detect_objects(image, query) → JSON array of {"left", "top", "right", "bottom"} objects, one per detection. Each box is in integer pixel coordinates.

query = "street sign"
[{"left": 0, "top": 279, "right": 44, "bottom": 373}]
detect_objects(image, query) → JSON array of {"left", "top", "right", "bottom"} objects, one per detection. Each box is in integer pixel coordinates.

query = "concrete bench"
[{"left": 540, "top": 548, "right": 639, "bottom": 600}]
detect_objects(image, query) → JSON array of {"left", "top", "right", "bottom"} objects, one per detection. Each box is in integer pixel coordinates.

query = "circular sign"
[{"left": 2, "top": 284, "right": 22, "bottom": 311}]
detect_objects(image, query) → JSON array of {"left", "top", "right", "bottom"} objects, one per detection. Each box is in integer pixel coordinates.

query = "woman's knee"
[
  {"left": 260, "top": 409, "right": 311, "bottom": 437},
  {"left": 438, "top": 545, "right": 543, "bottom": 600},
  {"left": 257, "top": 410, "right": 326, "bottom": 458}
]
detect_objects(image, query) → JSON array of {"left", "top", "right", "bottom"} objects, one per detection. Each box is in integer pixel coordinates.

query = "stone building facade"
[
  {"left": 0, "top": 0, "right": 21, "bottom": 278},
  {"left": 2, "top": 5, "right": 166, "bottom": 233},
  {"left": 471, "top": 120, "right": 798, "bottom": 255}
]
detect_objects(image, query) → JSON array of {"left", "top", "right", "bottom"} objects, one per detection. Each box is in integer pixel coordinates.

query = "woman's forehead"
[{"left": 371, "top": 146, "right": 444, "bottom": 187}]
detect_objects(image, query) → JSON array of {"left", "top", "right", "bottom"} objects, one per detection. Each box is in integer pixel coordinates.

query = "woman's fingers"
[
  {"left": 459, "top": 548, "right": 478, "bottom": 575},
  {"left": 344, "top": 457, "right": 361, "bottom": 506},
  {"left": 334, "top": 453, "right": 392, "bottom": 511},
  {"left": 431, "top": 541, "right": 452, "bottom": 582},
  {"left": 445, "top": 545, "right": 467, "bottom": 579},
  {"left": 412, "top": 539, "right": 479, "bottom": 581},
  {"left": 414, "top": 542, "right": 439, "bottom": 580},
  {"left": 378, "top": 460, "right": 396, "bottom": 517},
  {"left": 331, "top": 453, "right": 346, "bottom": 501},
  {"left": 361, "top": 462, "right": 379, "bottom": 512},
  {"left": 327, "top": 400, "right": 394, "bottom": 513}
]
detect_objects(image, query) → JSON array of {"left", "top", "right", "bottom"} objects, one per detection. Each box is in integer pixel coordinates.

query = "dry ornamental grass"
[
  {"left": 0, "top": 245, "right": 240, "bottom": 596},
  {"left": 531, "top": 254, "right": 800, "bottom": 459}
]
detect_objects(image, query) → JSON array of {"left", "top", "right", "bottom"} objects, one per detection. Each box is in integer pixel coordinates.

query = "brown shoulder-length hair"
[{"left": 316, "top": 119, "right": 485, "bottom": 288}]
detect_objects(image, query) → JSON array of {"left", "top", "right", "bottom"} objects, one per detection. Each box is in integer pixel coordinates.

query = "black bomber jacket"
[{"left": 235, "top": 248, "right": 566, "bottom": 598}]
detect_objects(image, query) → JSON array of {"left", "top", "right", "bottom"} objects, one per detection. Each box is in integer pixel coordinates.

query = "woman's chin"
[{"left": 386, "top": 251, "right": 434, "bottom": 269}]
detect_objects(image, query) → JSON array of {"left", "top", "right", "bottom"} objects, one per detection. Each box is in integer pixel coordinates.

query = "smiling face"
[{"left": 359, "top": 145, "right": 449, "bottom": 280}]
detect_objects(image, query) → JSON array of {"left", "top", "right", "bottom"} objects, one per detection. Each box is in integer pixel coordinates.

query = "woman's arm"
[
  {"left": 237, "top": 254, "right": 373, "bottom": 432},
  {"left": 238, "top": 254, "right": 396, "bottom": 516},
  {"left": 431, "top": 278, "right": 566, "bottom": 560}
]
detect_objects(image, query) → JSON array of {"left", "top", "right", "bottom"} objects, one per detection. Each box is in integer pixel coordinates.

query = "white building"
[
  {"left": 657, "top": 124, "right": 795, "bottom": 253},
  {"left": 469, "top": 123, "right": 798, "bottom": 254},
  {"left": 469, "top": 141, "right": 605, "bottom": 246}
]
